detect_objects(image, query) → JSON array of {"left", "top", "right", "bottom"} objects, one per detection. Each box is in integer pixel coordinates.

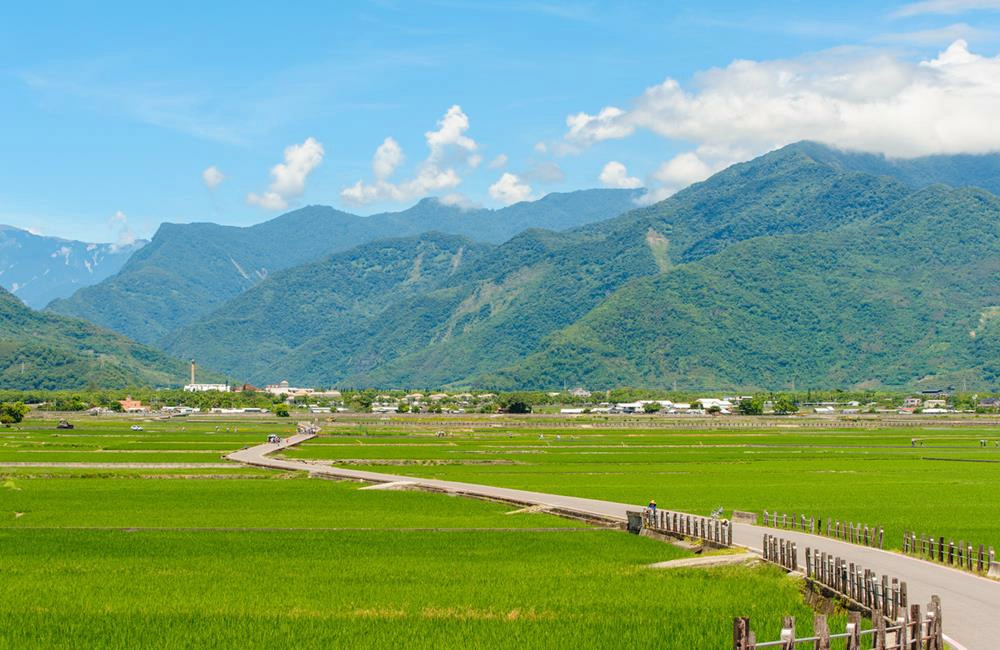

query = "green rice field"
[
  {"left": 2, "top": 413, "right": 995, "bottom": 647},
  {"left": 284, "top": 420, "right": 1000, "bottom": 550}
]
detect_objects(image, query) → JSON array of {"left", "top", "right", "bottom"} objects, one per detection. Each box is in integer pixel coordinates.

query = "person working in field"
[{"left": 647, "top": 499, "right": 657, "bottom": 519}]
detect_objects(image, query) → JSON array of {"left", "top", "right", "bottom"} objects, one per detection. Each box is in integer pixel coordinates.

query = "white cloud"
[
  {"left": 533, "top": 141, "right": 548, "bottom": 154},
  {"left": 566, "top": 106, "right": 635, "bottom": 145},
  {"left": 248, "top": 137, "right": 324, "bottom": 210},
  {"left": 633, "top": 153, "right": 716, "bottom": 204},
  {"left": 892, "top": 0, "right": 1000, "bottom": 17},
  {"left": 562, "top": 40, "right": 1000, "bottom": 199},
  {"left": 438, "top": 192, "right": 481, "bottom": 210},
  {"left": 488, "top": 154, "right": 509, "bottom": 169},
  {"left": 341, "top": 105, "right": 481, "bottom": 205},
  {"left": 373, "top": 137, "right": 404, "bottom": 180},
  {"left": 202, "top": 165, "right": 225, "bottom": 189},
  {"left": 489, "top": 172, "right": 533, "bottom": 205},
  {"left": 107, "top": 210, "right": 136, "bottom": 250},
  {"left": 599, "top": 161, "right": 643, "bottom": 189}
]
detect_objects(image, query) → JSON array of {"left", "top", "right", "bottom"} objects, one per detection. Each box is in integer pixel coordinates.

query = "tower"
[{"left": 190, "top": 359, "right": 196, "bottom": 385}]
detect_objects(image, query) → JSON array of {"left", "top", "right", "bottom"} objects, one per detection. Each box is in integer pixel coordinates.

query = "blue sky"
[{"left": 3, "top": 1, "right": 1000, "bottom": 243}]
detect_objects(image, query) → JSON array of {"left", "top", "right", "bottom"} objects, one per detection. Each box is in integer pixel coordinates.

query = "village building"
[
  {"left": 117, "top": 396, "right": 146, "bottom": 413},
  {"left": 184, "top": 383, "right": 230, "bottom": 393}
]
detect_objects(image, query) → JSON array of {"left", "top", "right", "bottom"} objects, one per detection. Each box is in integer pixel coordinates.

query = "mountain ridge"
[{"left": 47, "top": 189, "right": 641, "bottom": 343}]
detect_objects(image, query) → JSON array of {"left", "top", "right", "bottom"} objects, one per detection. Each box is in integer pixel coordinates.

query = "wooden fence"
[
  {"left": 763, "top": 511, "right": 885, "bottom": 549},
  {"left": 734, "top": 602, "right": 944, "bottom": 649},
  {"left": 752, "top": 535, "right": 945, "bottom": 649},
  {"left": 640, "top": 508, "right": 734, "bottom": 547},
  {"left": 763, "top": 534, "right": 799, "bottom": 571},
  {"left": 901, "top": 531, "right": 999, "bottom": 576}
]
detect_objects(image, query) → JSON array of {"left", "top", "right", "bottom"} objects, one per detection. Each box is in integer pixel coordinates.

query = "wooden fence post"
[
  {"left": 932, "top": 595, "right": 943, "bottom": 650},
  {"left": 814, "top": 614, "right": 830, "bottom": 650},
  {"left": 780, "top": 616, "right": 795, "bottom": 650},
  {"left": 874, "top": 609, "right": 886, "bottom": 650},
  {"left": 909, "top": 603, "right": 921, "bottom": 650},
  {"left": 733, "top": 617, "right": 754, "bottom": 650},
  {"left": 938, "top": 536, "right": 945, "bottom": 562},
  {"left": 845, "top": 611, "right": 861, "bottom": 650}
]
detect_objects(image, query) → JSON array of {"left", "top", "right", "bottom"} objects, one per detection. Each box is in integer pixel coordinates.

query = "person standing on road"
[{"left": 647, "top": 499, "right": 657, "bottom": 520}]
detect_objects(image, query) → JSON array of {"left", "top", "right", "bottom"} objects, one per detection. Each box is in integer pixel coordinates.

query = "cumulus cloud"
[
  {"left": 341, "top": 105, "right": 481, "bottom": 205},
  {"left": 202, "top": 165, "right": 225, "bottom": 189},
  {"left": 563, "top": 40, "right": 1000, "bottom": 199},
  {"left": 248, "top": 137, "right": 324, "bottom": 210},
  {"left": 488, "top": 153, "right": 509, "bottom": 169},
  {"left": 489, "top": 172, "right": 533, "bottom": 205},
  {"left": 373, "top": 137, "right": 404, "bottom": 180},
  {"left": 599, "top": 161, "right": 643, "bottom": 189},
  {"left": 892, "top": 0, "right": 1000, "bottom": 17},
  {"left": 107, "top": 210, "right": 136, "bottom": 250}
]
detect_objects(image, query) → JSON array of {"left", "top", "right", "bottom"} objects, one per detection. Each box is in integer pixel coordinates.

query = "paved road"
[{"left": 229, "top": 435, "right": 997, "bottom": 649}]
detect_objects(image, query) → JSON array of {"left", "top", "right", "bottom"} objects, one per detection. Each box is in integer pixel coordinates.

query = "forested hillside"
[
  {"left": 0, "top": 287, "right": 198, "bottom": 390},
  {"left": 492, "top": 186, "right": 1000, "bottom": 390},
  {"left": 163, "top": 143, "right": 967, "bottom": 389},
  {"left": 46, "top": 190, "right": 639, "bottom": 344}
]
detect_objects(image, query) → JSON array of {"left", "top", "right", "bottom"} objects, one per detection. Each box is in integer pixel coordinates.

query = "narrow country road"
[{"left": 229, "top": 435, "right": 998, "bottom": 649}]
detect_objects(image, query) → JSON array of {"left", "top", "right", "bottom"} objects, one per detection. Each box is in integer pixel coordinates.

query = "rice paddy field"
[
  {"left": 2, "top": 413, "right": 996, "bottom": 647},
  {"left": 283, "top": 416, "right": 1000, "bottom": 551}
]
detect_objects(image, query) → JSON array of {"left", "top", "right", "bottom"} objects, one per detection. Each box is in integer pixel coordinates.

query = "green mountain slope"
[
  {"left": 492, "top": 185, "right": 1000, "bottom": 390},
  {"left": 46, "top": 190, "right": 639, "bottom": 344},
  {"left": 789, "top": 141, "right": 1000, "bottom": 195},
  {"left": 0, "top": 287, "right": 197, "bottom": 390},
  {"left": 164, "top": 143, "right": 917, "bottom": 387}
]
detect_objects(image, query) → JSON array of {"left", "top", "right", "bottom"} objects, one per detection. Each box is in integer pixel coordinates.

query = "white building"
[{"left": 184, "top": 383, "right": 229, "bottom": 393}]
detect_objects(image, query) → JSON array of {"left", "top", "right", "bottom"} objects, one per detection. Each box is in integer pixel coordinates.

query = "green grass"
[
  {"left": 0, "top": 526, "right": 832, "bottom": 648},
  {"left": 0, "top": 475, "right": 586, "bottom": 529},
  {"left": 2, "top": 415, "right": 983, "bottom": 647},
  {"left": 285, "top": 424, "right": 1000, "bottom": 549}
]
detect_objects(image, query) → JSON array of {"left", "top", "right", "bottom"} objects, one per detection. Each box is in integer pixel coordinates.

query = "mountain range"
[
  {"left": 0, "top": 226, "right": 144, "bottom": 308},
  {"left": 158, "top": 142, "right": 1000, "bottom": 390},
  {"left": 46, "top": 189, "right": 640, "bottom": 343},
  {"left": 0, "top": 286, "right": 197, "bottom": 390},
  {"left": 13, "top": 142, "right": 1000, "bottom": 391}
]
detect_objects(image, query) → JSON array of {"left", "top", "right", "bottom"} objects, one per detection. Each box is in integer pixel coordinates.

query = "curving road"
[{"left": 229, "top": 434, "right": 997, "bottom": 649}]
